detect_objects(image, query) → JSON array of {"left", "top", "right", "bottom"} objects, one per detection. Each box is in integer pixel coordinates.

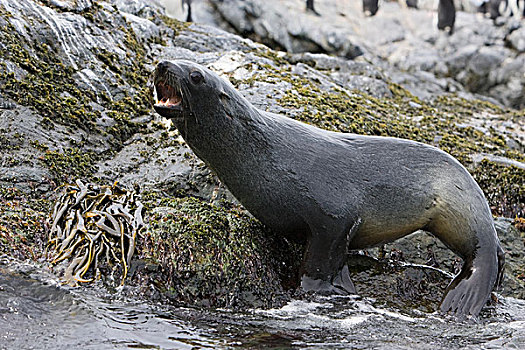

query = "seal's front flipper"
[
  {"left": 440, "top": 247, "right": 500, "bottom": 317},
  {"left": 300, "top": 220, "right": 359, "bottom": 295},
  {"left": 332, "top": 264, "right": 356, "bottom": 294},
  {"left": 301, "top": 264, "right": 355, "bottom": 295}
]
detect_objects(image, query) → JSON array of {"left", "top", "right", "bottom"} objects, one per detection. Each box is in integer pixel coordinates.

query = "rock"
[
  {"left": 348, "top": 253, "right": 449, "bottom": 314},
  {"left": 184, "top": 0, "right": 525, "bottom": 109},
  {"left": 471, "top": 154, "right": 525, "bottom": 170},
  {"left": 507, "top": 26, "right": 525, "bottom": 52},
  {"left": 461, "top": 46, "right": 509, "bottom": 91},
  {"left": 494, "top": 218, "right": 525, "bottom": 299},
  {"left": 205, "top": 0, "right": 364, "bottom": 58},
  {"left": 47, "top": 0, "right": 94, "bottom": 12}
]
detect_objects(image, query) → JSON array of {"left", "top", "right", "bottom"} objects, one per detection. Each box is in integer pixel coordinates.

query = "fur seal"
[
  {"left": 152, "top": 60, "right": 505, "bottom": 317},
  {"left": 438, "top": 0, "right": 456, "bottom": 34}
]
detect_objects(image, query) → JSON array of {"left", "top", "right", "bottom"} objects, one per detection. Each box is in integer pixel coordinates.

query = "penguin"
[
  {"left": 406, "top": 0, "right": 419, "bottom": 8},
  {"left": 306, "top": 0, "right": 321, "bottom": 15},
  {"left": 182, "top": 0, "right": 192, "bottom": 22},
  {"left": 362, "top": 0, "right": 379, "bottom": 16},
  {"left": 438, "top": 0, "right": 456, "bottom": 34}
]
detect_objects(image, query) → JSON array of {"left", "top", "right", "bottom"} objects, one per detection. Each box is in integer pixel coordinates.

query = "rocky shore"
[
  {"left": 183, "top": 0, "right": 525, "bottom": 110},
  {"left": 0, "top": 0, "right": 523, "bottom": 312}
]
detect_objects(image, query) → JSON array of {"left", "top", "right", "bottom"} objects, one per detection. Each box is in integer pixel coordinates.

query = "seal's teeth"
[{"left": 168, "top": 95, "right": 181, "bottom": 106}]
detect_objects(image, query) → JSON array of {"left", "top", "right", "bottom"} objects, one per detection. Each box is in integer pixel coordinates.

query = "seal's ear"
[{"left": 219, "top": 90, "right": 234, "bottom": 120}]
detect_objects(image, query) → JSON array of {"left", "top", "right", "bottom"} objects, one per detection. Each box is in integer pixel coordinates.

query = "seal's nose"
[
  {"left": 156, "top": 61, "right": 172, "bottom": 77},
  {"left": 157, "top": 61, "right": 170, "bottom": 70}
]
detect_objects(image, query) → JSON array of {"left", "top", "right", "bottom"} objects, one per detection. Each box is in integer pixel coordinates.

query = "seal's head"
[
  {"left": 152, "top": 60, "right": 240, "bottom": 126},
  {"left": 152, "top": 60, "right": 194, "bottom": 121},
  {"left": 151, "top": 60, "right": 265, "bottom": 161}
]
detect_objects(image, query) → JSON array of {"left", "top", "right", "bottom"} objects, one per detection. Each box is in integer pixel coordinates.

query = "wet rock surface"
[{"left": 0, "top": 0, "right": 523, "bottom": 312}]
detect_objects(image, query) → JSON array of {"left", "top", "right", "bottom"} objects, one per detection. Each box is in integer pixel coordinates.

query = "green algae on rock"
[
  {"left": 0, "top": 187, "right": 48, "bottom": 260},
  {"left": 41, "top": 148, "right": 100, "bottom": 184},
  {"left": 138, "top": 195, "right": 302, "bottom": 308},
  {"left": 0, "top": 2, "right": 150, "bottom": 143},
  {"left": 472, "top": 159, "right": 525, "bottom": 219}
]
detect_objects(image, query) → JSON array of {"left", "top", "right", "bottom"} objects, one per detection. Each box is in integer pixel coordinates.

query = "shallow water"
[{"left": 1, "top": 260, "right": 524, "bottom": 350}]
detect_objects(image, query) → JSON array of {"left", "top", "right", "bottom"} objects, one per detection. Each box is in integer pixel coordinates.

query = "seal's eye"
[{"left": 189, "top": 71, "right": 204, "bottom": 85}]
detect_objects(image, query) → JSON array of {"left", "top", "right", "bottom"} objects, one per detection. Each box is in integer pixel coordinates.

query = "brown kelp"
[{"left": 47, "top": 180, "right": 147, "bottom": 286}]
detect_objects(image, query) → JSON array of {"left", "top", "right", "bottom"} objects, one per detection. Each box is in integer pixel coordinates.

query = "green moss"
[
  {"left": 0, "top": 5, "right": 150, "bottom": 148},
  {"left": 139, "top": 195, "right": 302, "bottom": 308},
  {"left": 30, "top": 139, "right": 50, "bottom": 152},
  {"left": 39, "top": 0, "right": 103, "bottom": 17},
  {"left": 0, "top": 133, "right": 11, "bottom": 150},
  {"left": 0, "top": 36, "right": 99, "bottom": 130},
  {"left": 96, "top": 49, "right": 122, "bottom": 74},
  {"left": 0, "top": 129, "right": 24, "bottom": 151},
  {"left": 433, "top": 94, "right": 505, "bottom": 117},
  {"left": 0, "top": 188, "right": 49, "bottom": 260},
  {"left": 472, "top": 159, "right": 525, "bottom": 219},
  {"left": 41, "top": 148, "right": 99, "bottom": 183},
  {"left": 505, "top": 150, "right": 525, "bottom": 163},
  {"left": 255, "top": 49, "right": 289, "bottom": 66},
  {"left": 160, "top": 15, "right": 190, "bottom": 36},
  {"left": 388, "top": 82, "right": 419, "bottom": 100}
]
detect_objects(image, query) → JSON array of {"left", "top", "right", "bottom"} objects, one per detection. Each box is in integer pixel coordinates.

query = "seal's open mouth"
[{"left": 153, "top": 81, "right": 183, "bottom": 118}]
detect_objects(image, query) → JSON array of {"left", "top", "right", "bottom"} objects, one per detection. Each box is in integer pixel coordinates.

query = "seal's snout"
[
  {"left": 153, "top": 61, "right": 185, "bottom": 119},
  {"left": 155, "top": 61, "right": 174, "bottom": 79}
]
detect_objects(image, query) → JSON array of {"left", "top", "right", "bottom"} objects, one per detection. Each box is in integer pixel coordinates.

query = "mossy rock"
[
  {"left": 348, "top": 254, "right": 449, "bottom": 314},
  {"left": 136, "top": 196, "right": 303, "bottom": 308},
  {"left": 0, "top": 187, "right": 48, "bottom": 260}
]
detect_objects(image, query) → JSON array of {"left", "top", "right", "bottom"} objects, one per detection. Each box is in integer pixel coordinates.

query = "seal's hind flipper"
[{"left": 440, "top": 246, "right": 501, "bottom": 317}]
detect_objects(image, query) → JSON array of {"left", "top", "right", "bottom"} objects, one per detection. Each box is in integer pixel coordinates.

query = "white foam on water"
[
  {"left": 353, "top": 300, "right": 419, "bottom": 323},
  {"left": 255, "top": 299, "right": 333, "bottom": 320},
  {"left": 339, "top": 314, "right": 371, "bottom": 328}
]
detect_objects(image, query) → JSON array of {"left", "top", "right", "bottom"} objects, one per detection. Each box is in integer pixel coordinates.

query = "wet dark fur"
[{"left": 152, "top": 60, "right": 505, "bottom": 317}]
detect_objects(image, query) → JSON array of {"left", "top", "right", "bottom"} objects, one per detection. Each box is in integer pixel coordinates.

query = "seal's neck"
[{"left": 174, "top": 100, "right": 271, "bottom": 177}]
